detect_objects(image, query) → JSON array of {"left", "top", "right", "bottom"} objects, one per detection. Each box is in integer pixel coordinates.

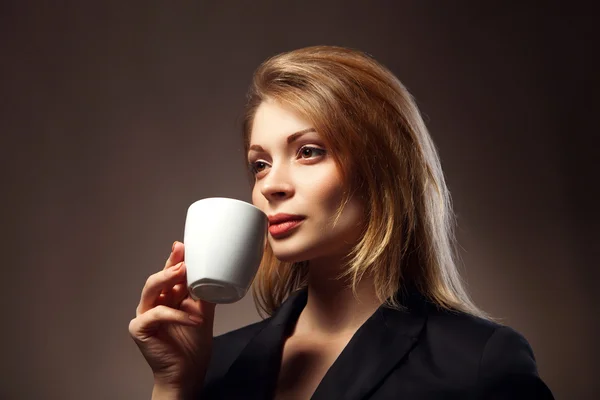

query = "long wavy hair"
[{"left": 242, "top": 45, "right": 487, "bottom": 319}]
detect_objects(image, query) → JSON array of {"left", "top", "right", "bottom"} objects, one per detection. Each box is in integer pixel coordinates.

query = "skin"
[
  {"left": 249, "top": 100, "right": 382, "bottom": 398},
  {"left": 130, "top": 99, "right": 382, "bottom": 400},
  {"left": 129, "top": 243, "right": 216, "bottom": 399},
  {"left": 248, "top": 100, "right": 380, "bottom": 336},
  {"left": 248, "top": 99, "right": 364, "bottom": 269}
]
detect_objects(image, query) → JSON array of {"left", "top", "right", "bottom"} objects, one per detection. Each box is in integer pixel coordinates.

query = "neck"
[{"left": 294, "top": 256, "right": 382, "bottom": 338}]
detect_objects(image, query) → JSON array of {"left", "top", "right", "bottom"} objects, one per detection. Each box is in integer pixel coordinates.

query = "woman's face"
[{"left": 248, "top": 99, "right": 364, "bottom": 263}]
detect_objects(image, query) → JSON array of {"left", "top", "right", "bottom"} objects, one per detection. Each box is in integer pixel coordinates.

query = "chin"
[
  {"left": 270, "top": 246, "right": 308, "bottom": 263},
  {"left": 269, "top": 236, "right": 316, "bottom": 263}
]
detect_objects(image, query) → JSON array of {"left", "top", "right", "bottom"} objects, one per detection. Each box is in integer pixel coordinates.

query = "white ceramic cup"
[{"left": 183, "top": 197, "right": 267, "bottom": 303}]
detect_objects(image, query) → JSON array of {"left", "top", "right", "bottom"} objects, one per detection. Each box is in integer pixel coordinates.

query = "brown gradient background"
[{"left": 1, "top": 2, "right": 598, "bottom": 399}]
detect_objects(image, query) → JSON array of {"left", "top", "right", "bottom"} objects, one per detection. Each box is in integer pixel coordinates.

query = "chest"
[{"left": 274, "top": 334, "right": 353, "bottom": 400}]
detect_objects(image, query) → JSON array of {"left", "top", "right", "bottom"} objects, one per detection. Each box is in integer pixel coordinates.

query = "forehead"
[{"left": 249, "top": 100, "right": 313, "bottom": 144}]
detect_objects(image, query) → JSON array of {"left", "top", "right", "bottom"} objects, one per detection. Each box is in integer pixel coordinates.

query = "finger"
[
  {"left": 158, "top": 242, "right": 184, "bottom": 300},
  {"left": 170, "top": 283, "right": 189, "bottom": 309},
  {"left": 155, "top": 291, "right": 173, "bottom": 307},
  {"left": 164, "top": 241, "right": 185, "bottom": 270},
  {"left": 157, "top": 265, "right": 187, "bottom": 309},
  {"left": 129, "top": 305, "right": 202, "bottom": 342},
  {"left": 136, "top": 262, "right": 186, "bottom": 315},
  {"left": 180, "top": 297, "right": 216, "bottom": 322},
  {"left": 156, "top": 282, "right": 186, "bottom": 308},
  {"left": 162, "top": 264, "right": 189, "bottom": 309}
]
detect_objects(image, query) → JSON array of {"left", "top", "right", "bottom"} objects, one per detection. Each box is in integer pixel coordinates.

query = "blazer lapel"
[
  {"left": 218, "top": 289, "right": 308, "bottom": 400},
  {"left": 311, "top": 290, "right": 428, "bottom": 400}
]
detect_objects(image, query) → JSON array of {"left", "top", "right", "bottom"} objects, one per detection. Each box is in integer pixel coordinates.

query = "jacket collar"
[
  {"left": 312, "top": 288, "right": 428, "bottom": 400},
  {"left": 218, "top": 289, "right": 307, "bottom": 399},
  {"left": 220, "top": 287, "right": 427, "bottom": 399}
]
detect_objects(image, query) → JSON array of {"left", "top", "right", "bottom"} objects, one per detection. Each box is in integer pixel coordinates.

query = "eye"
[
  {"left": 298, "top": 146, "right": 326, "bottom": 159},
  {"left": 248, "top": 160, "right": 269, "bottom": 175}
]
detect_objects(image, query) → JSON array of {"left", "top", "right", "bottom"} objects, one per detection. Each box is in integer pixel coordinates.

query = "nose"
[{"left": 259, "top": 163, "right": 294, "bottom": 201}]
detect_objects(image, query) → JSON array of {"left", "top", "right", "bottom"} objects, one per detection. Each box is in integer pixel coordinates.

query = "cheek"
[
  {"left": 305, "top": 174, "right": 345, "bottom": 210},
  {"left": 251, "top": 186, "right": 262, "bottom": 208},
  {"left": 305, "top": 172, "right": 364, "bottom": 231}
]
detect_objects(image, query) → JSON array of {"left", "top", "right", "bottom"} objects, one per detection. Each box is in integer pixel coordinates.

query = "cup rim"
[{"left": 188, "top": 197, "right": 266, "bottom": 216}]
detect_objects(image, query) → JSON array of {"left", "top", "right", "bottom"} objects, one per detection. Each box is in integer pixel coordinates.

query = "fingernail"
[{"left": 172, "top": 241, "right": 178, "bottom": 252}]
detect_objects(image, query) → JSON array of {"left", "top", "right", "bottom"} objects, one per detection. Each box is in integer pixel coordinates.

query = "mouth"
[{"left": 267, "top": 214, "right": 305, "bottom": 238}]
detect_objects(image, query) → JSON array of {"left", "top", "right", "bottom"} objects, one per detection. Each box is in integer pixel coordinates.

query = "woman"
[{"left": 129, "top": 46, "right": 554, "bottom": 399}]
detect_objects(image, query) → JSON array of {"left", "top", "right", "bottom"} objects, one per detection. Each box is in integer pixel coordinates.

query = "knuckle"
[
  {"left": 144, "top": 274, "right": 155, "bottom": 287},
  {"left": 152, "top": 304, "right": 169, "bottom": 317},
  {"left": 154, "top": 305, "right": 180, "bottom": 320},
  {"left": 128, "top": 318, "right": 138, "bottom": 335},
  {"left": 144, "top": 269, "right": 166, "bottom": 288}
]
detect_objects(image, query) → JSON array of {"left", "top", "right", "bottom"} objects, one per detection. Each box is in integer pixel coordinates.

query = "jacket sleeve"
[{"left": 476, "top": 325, "right": 554, "bottom": 399}]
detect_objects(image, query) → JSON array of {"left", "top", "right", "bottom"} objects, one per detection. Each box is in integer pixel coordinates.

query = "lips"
[{"left": 267, "top": 213, "right": 305, "bottom": 237}]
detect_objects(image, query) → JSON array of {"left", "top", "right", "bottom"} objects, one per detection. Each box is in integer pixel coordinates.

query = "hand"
[{"left": 129, "top": 241, "right": 216, "bottom": 397}]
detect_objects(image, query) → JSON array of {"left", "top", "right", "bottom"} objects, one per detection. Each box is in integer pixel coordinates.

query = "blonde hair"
[{"left": 242, "top": 45, "right": 487, "bottom": 319}]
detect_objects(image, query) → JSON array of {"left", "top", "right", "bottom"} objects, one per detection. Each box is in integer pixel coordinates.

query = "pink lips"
[{"left": 267, "top": 213, "right": 305, "bottom": 237}]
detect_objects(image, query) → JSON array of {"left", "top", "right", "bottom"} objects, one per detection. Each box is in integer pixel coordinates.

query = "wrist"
[
  {"left": 152, "top": 379, "right": 203, "bottom": 400},
  {"left": 151, "top": 383, "right": 181, "bottom": 400}
]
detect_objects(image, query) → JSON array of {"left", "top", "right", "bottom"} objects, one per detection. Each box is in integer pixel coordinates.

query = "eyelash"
[{"left": 248, "top": 145, "right": 327, "bottom": 175}]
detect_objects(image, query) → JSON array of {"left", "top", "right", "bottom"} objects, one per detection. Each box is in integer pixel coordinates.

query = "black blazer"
[{"left": 201, "top": 289, "right": 554, "bottom": 399}]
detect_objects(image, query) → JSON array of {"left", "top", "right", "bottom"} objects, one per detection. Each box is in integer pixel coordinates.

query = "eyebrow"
[{"left": 248, "top": 128, "right": 317, "bottom": 153}]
